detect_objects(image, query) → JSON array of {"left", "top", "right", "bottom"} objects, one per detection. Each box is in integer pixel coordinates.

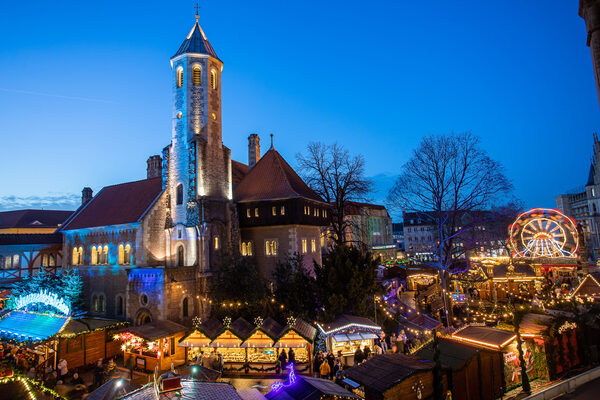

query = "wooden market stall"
[
  {"left": 473, "top": 261, "right": 542, "bottom": 302},
  {"left": 57, "top": 318, "right": 127, "bottom": 369},
  {"left": 274, "top": 318, "right": 316, "bottom": 375},
  {"left": 405, "top": 264, "right": 440, "bottom": 291},
  {"left": 209, "top": 318, "right": 246, "bottom": 371},
  {"left": 571, "top": 274, "right": 600, "bottom": 301},
  {"left": 243, "top": 317, "right": 281, "bottom": 372},
  {"left": 116, "top": 320, "right": 187, "bottom": 372},
  {"left": 317, "top": 314, "right": 381, "bottom": 367},
  {"left": 344, "top": 353, "right": 447, "bottom": 400},
  {"left": 415, "top": 337, "right": 504, "bottom": 400}
]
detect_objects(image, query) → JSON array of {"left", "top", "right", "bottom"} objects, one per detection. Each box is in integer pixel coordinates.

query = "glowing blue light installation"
[
  {"left": 13, "top": 290, "right": 70, "bottom": 315},
  {"left": 271, "top": 363, "right": 297, "bottom": 393}
]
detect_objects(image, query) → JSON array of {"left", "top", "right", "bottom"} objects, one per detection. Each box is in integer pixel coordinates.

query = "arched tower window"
[
  {"left": 182, "top": 297, "right": 189, "bottom": 318},
  {"left": 118, "top": 244, "right": 124, "bottom": 265},
  {"left": 91, "top": 246, "right": 98, "bottom": 265},
  {"left": 48, "top": 254, "right": 55, "bottom": 267},
  {"left": 99, "top": 294, "right": 105, "bottom": 313},
  {"left": 210, "top": 70, "right": 217, "bottom": 90},
  {"left": 176, "top": 66, "right": 184, "bottom": 88},
  {"left": 192, "top": 65, "right": 202, "bottom": 86},
  {"left": 177, "top": 245, "right": 184, "bottom": 267},
  {"left": 176, "top": 184, "right": 183, "bottom": 205},
  {"left": 116, "top": 295, "right": 124, "bottom": 316},
  {"left": 124, "top": 244, "right": 131, "bottom": 265}
]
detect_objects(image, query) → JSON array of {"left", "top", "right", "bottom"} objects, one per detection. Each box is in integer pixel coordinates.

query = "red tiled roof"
[
  {"left": 61, "top": 177, "right": 162, "bottom": 230},
  {"left": 232, "top": 160, "right": 248, "bottom": 186},
  {"left": 233, "top": 149, "right": 323, "bottom": 203},
  {"left": 0, "top": 209, "right": 73, "bottom": 229}
]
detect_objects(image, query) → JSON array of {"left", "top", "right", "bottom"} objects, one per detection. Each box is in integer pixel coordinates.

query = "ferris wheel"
[{"left": 509, "top": 208, "right": 579, "bottom": 258}]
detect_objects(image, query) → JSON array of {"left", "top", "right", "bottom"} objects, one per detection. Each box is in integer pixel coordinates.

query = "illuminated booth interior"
[
  {"left": 115, "top": 320, "right": 187, "bottom": 372},
  {"left": 316, "top": 314, "right": 381, "bottom": 367}
]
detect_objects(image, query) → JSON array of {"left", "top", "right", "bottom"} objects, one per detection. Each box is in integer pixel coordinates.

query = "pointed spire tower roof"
[{"left": 172, "top": 13, "right": 220, "bottom": 60}]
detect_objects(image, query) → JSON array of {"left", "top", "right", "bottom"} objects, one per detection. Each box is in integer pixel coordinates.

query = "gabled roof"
[
  {"left": 172, "top": 20, "right": 219, "bottom": 60},
  {"left": 0, "top": 209, "right": 73, "bottom": 229},
  {"left": 259, "top": 317, "right": 284, "bottom": 339},
  {"left": 87, "top": 377, "right": 136, "bottom": 400},
  {"left": 232, "top": 160, "right": 249, "bottom": 186},
  {"left": 344, "top": 354, "right": 435, "bottom": 393},
  {"left": 61, "top": 318, "right": 127, "bottom": 337},
  {"left": 195, "top": 317, "right": 225, "bottom": 339},
  {"left": 120, "top": 320, "right": 186, "bottom": 341},
  {"left": 450, "top": 325, "right": 516, "bottom": 349},
  {"left": 572, "top": 274, "right": 600, "bottom": 298},
  {"left": 234, "top": 149, "right": 323, "bottom": 203},
  {"left": 415, "top": 337, "right": 493, "bottom": 370},
  {"left": 519, "top": 313, "right": 553, "bottom": 336},
  {"left": 266, "top": 375, "right": 360, "bottom": 400},
  {"left": 230, "top": 317, "right": 254, "bottom": 340},
  {"left": 60, "top": 177, "right": 162, "bottom": 231},
  {"left": 317, "top": 314, "right": 381, "bottom": 335}
]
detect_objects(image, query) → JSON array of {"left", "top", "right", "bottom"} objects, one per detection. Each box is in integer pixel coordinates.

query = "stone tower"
[
  {"left": 580, "top": 0, "right": 600, "bottom": 107},
  {"left": 164, "top": 14, "right": 233, "bottom": 271},
  {"left": 248, "top": 133, "right": 260, "bottom": 170}
]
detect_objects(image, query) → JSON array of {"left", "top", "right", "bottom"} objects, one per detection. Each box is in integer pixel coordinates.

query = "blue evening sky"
[{"left": 0, "top": 1, "right": 598, "bottom": 217}]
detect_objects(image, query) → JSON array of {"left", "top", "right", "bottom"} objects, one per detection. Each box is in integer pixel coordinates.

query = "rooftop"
[
  {"left": 0, "top": 209, "right": 72, "bottom": 230},
  {"left": 172, "top": 19, "right": 219, "bottom": 60},
  {"left": 450, "top": 325, "right": 516, "bottom": 349}
]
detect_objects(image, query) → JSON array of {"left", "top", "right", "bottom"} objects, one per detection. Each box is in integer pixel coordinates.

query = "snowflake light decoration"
[
  {"left": 223, "top": 316, "right": 232, "bottom": 327},
  {"left": 254, "top": 316, "right": 264, "bottom": 327}
]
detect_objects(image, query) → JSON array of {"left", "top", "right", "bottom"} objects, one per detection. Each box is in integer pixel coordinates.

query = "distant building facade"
[
  {"left": 0, "top": 209, "right": 72, "bottom": 288},
  {"left": 342, "top": 202, "right": 395, "bottom": 260},
  {"left": 556, "top": 134, "right": 600, "bottom": 260}
]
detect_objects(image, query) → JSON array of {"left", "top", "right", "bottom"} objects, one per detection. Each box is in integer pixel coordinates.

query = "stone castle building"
[{"left": 57, "top": 15, "right": 329, "bottom": 326}]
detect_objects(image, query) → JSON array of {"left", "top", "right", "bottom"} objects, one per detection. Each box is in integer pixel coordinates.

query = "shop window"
[
  {"left": 176, "top": 184, "right": 183, "bottom": 205},
  {"left": 192, "top": 65, "right": 201, "bottom": 86},
  {"left": 176, "top": 66, "right": 183, "bottom": 88},
  {"left": 183, "top": 297, "right": 189, "bottom": 318}
]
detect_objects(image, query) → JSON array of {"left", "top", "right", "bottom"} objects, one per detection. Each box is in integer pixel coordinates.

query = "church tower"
[{"left": 164, "top": 12, "right": 233, "bottom": 271}]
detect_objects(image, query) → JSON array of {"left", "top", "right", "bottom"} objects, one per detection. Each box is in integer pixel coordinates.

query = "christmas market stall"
[
  {"left": 415, "top": 336, "right": 504, "bottom": 400},
  {"left": 570, "top": 274, "right": 600, "bottom": 301},
  {"left": 343, "top": 353, "right": 447, "bottom": 400},
  {"left": 405, "top": 264, "right": 439, "bottom": 291},
  {"left": 273, "top": 317, "right": 316, "bottom": 375},
  {"left": 473, "top": 259, "right": 541, "bottom": 302},
  {"left": 115, "top": 320, "right": 187, "bottom": 372},
  {"left": 242, "top": 317, "right": 281, "bottom": 373},
  {"left": 208, "top": 317, "right": 246, "bottom": 370},
  {"left": 178, "top": 318, "right": 220, "bottom": 364},
  {"left": 57, "top": 318, "right": 127, "bottom": 369},
  {"left": 0, "top": 363, "right": 63, "bottom": 400},
  {"left": 450, "top": 324, "right": 545, "bottom": 390},
  {"left": 316, "top": 314, "right": 381, "bottom": 367}
]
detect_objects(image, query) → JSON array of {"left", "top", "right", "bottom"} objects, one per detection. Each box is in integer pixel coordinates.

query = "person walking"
[
  {"left": 278, "top": 349, "right": 288, "bottom": 372},
  {"left": 288, "top": 348, "right": 296, "bottom": 366},
  {"left": 313, "top": 352, "right": 323, "bottom": 378},
  {"left": 326, "top": 351, "right": 335, "bottom": 380},
  {"left": 319, "top": 358, "right": 331, "bottom": 379},
  {"left": 354, "top": 347, "right": 364, "bottom": 365}
]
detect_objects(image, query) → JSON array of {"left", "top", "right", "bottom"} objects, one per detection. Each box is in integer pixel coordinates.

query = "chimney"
[
  {"left": 147, "top": 155, "right": 162, "bottom": 179},
  {"left": 82, "top": 187, "right": 93, "bottom": 206},
  {"left": 248, "top": 134, "right": 260, "bottom": 170}
]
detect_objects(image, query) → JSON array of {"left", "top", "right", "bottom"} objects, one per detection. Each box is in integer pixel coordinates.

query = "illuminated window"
[
  {"left": 124, "top": 244, "right": 131, "bottom": 264},
  {"left": 311, "top": 239, "right": 316, "bottom": 253},
  {"left": 177, "top": 66, "right": 183, "bottom": 88},
  {"left": 254, "top": 208, "right": 259, "bottom": 217},
  {"left": 101, "top": 245, "right": 108, "bottom": 264},
  {"left": 192, "top": 65, "right": 201, "bottom": 86},
  {"left": 48, "top": 254, "right": 55, "bottom": 267},
  {"left": 272, "top": 206, "right": 276, "bottom": 216},
  {"left": 176, "top": 184, "right": 183, "bottom": 205},
  {"left": 91, "top": 246, "right": 98, "bottom": 265},
  {"left": 281, "top": 206, "right": 285, "bottom": 215},
  {"left": 210, "top": 69, "right": 217, "bottom": 89},
  {"left": 118, "top": 244, "right": 124, "bottom": 265},
  {"left": 302, "top": 239, "right": 307, "bottom": 254},
  {"left": 265, "top": 240, "right": 278, "bottom": 256},
  {"left": 214, "top": 236, "right": 220, "bottom": 250},
  {"left": 99, "top": 294, "right": 105, "bottom": 313},
  {"left": 92, "top": 295, "right": 98, "bottom": 312},
  {"left": 241, "top": 242, "right": 247, "bottom": 256},
  {"left": 72, "top": 247, "right": 83, "bottom": 266},
  {"left": 42, "top": 254, "right": 48, "bottom": 267},
  {"left": 247, "top": 242, "right": 253, "bottom": 256},
  {"left": 246, "top": 209, "right": 251, "bottom": 218},
  {"left": 320, "top": 233, "right": 325, "bottom": 247}
]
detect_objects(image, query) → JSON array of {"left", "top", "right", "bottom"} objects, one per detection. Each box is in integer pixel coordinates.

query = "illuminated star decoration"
[
  {"left": 286, "top": 316, "right": 296, "bottom": 326},
  {"left": 223, "top": 316, "right": 232, "bottom": 327},
  {"left": 192, "top": 315, "right": 202, "bottom": 328},
  {"left": 254, "top": 316, "right": 264, "bottom": 327},
  {"left": 270, "top": 363, "right": 297, "bottom": 393}
]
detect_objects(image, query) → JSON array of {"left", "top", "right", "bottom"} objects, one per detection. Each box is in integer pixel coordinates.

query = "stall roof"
[
  {"left": 259, "top": 317, "right": 284, "bottom": 339},
  {"left": 493, "top": 263, "right": 538, "bottom": 279},
  {"left": 197, "top": 317, "right": 225, "bottom": 339},
  {"left": 572, "top": 274, "right": 600, "bottom": 298},
  {"left": 520, "top": 313, "right": 553, "bottom": 337},
  {"left": 451, "top": 325, "right": 516, "bottom": 349},
  {"left": 415, "top": 337, "right": 498, "bottom": 370},
  {"left": 86, "top": 377, "right": 136, "bottom": 400},
  {"left": 280, "top": 318, "right": 317, "bottom": 342},
  {"left": 231, "top": 317, "right": 254, "bottom": 340},
  {"left": 265, "top": 375, "right": 360, "bottom": 400},
  {"left": 344, "top": 354, "right": 435, "bottom": 394},
  {"left": 120, "top": 379, "right": 243, "bottom": 400},
  {"left": 317, "top": 314, "right": 380, "bottom": 335},
  {"left": 237, "top": 388, "right": 267, "bottom": 400},
  {"left": 61, "top": 318, "right": 126, "bottom": 336},
  {"left": 121, "top": 320, "right": 186, "bottom": 341},
  {"left": 408, "top": 313, "right": 442, "bottom": 331},
  {"left": 0, "top": 310, "right": 69, "bottom": 342}
]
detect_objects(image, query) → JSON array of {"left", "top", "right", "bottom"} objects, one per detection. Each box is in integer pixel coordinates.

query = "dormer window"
[
  {"left": 192, "top": 65, "right": 202, "bottom": 86},
  {"left": 177, "top": 66, "right": 184, "bottom": 88}
]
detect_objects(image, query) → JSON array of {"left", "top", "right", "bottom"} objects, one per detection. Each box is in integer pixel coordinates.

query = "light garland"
[
  {"left": 557, "top": 321, "right": 577, "bottom": 335},
  {"left": 13, "top": 290, "right": 70, "bottom": 315}
]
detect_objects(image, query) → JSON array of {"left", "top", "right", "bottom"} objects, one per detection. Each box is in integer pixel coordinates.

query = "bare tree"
[
  {"left": 387, "top": 132, "right": 512, "bottom": 323},
  {"left": 296, "top": 142, "right": 372, "bottom": 248}
]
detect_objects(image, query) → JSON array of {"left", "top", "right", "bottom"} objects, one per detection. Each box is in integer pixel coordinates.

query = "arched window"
[
  {"left": 176, "top": 66, "right": 184, "bottom": 88},
  {"left": 176, "top": 184, "right": 183, "bottom": 205},
  {"left": 124, "top": 244, "right": 131, "bottom": 265},
  {"left": 182, "top": 297, "right": 189, "bottom": 318},
  {"left": 91, "top": 246, "right": 98, "bottom": 265},
  {"left": 241, "top": 242, "right": 247, "bottom": 256},
  {"left": 99, "top": 294, "right": 105, "bottom": 313},
  {"left": 92, "top": 295, "right": 98, "bottom": 312},
  {"left": 102, "top": 245, "right": 108, "bottom": 264},
  {"left": 210, "top": 70, "right": 217, "bottom": 89},
  {"left": 42, "top": 254, "right": 48, "bottom": 267},
  {"left": 247, "top": 242, "right": 253, "bottom": 256},
  {"left": 214, "top": 236, "right": 220, "bottom": 250},
  {"left": 192, "top": 65, "right": 202, "bottom": 86},
  {"left": 177, "top": 245, "right": 184, "bottom": 267},
  {"left": 118, "top": 244, "right": 124, "bottom": 265},
  {"left": 116, "top": 295, "right": 124, "bottom": 316},
  {"left": 49, "top": 254, "right": 55, "bottom": 267},
  {"left": 72, "top": 248, "right": 78, "bottom": 265}
]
